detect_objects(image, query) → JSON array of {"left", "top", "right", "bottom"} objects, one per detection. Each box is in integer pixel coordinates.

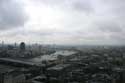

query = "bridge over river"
[{"left": 0, "top": 58, "right": 44, "bottom": 67}]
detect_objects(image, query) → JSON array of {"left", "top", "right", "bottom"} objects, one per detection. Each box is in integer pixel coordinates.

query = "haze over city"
[
  {"left": 0, "top": 0, "right": 125, "bottom": 45},
  {"left": 0, "top": 0, "right": 124, "bottom": 83}
]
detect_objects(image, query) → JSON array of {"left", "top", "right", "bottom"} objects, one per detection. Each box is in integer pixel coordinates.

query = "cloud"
[
  {"left": 71, "top": 0, "right": 94, "bottom": 13},
  {"left": 0, "top": 0, "right": 28, "bottom": 30},
  {"left": 33, "top": 0, "right": 94, "bottom": 14},
  {"left": 96, "top": 20, "right": 122, "bottom": 33},
  {"left": 1, "top": 0, "right": 125, "bottom": 45}
]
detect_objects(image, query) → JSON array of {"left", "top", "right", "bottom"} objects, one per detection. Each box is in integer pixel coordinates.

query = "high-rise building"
[
  {"left": 2, "top": 41, "right": 4, "bottom": 48},
  {"left": 20, "top": 42, "right": 25, "bottom": 51}
]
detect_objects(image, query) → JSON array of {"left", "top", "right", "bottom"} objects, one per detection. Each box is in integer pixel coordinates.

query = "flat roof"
[
  {"left": 0, "top": 64, "right": 16, "bottom": 73},
  {"left": 47, "top": 64, "right": 70, "bottom": 71}
]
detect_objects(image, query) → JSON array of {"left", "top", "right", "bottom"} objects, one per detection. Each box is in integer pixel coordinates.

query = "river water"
[{"left": 29, "top": 50, "right": 76, "bottom": 63}]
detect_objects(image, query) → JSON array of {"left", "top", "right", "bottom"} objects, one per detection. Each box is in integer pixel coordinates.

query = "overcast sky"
[{"left": 0, "top": 0, "right": 125, "bottom": 45}]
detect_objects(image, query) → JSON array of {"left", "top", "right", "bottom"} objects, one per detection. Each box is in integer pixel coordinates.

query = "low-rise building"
[{"left": 0, "top": 65, "right": 25, "bottom": 83}]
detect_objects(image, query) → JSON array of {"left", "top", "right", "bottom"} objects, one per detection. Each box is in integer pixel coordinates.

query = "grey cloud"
[
  {"left": 101, "top": 0, "right": 125, "bottom": 17},
  {"left": 34, "top": 0, "right": 94, "bottom": 13},
  {"left": 108, "top": 32, "right": 125, "bottom": 45},
  {"left": 1, "top": 0, "right": 125, "bottom": 45},
  {"left": 0, "top": 0, "right": 28, "bottom": 30},
  {"left": 96, "top": 21, "right": 122, "bottom": 33},
  {"left": 71, "top": 0, "right": 94, "bottom": 13},
  {"left": 110, "top": 34, "right": 125, "bottom": 41}
]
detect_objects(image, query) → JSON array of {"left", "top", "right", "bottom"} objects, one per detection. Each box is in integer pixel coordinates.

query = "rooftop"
[
  {"left": 0, "top": 64, "right": 16, "bottom": 73},
  {"left": 47, "top": 64, "right": 70, "bottom": 71}
]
